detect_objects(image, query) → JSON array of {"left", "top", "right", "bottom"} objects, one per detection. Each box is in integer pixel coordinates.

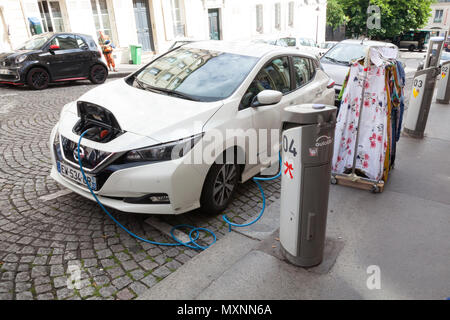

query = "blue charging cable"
[
  {"left": 222, "top": 153, "right": 282, "bottom": 232},
  {"left": 77, "top": 129, "right": 215, "bottom": 250},
  {"left": 77, "top": 129, "right": 280, "bottom": 249}
]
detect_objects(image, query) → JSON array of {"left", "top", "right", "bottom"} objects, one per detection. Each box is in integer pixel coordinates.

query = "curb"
[{"left": 107, "top": 71, "right": 133, "bottom": 79}]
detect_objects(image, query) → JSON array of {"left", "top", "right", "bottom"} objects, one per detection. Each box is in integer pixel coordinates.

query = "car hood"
[
  {"left": 320, "top": 61, "right": 350, "bottom": 87},
  {"left": 0, "top": 50, "right": 37, "bottom": 61},
  {"left": 67, "top": 79, "right": 224, "bottom": 142}
]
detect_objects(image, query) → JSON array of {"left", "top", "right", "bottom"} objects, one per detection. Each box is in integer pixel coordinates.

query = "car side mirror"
[
  {"left": 49, "top": 44, "right": 60, "bottom": 54},
  {"left": 251, "top": 90, "right": 282, "bottom": 107}
]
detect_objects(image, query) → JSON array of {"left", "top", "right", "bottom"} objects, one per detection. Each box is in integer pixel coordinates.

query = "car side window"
[
  {"left": 50, "top": 35, "right": 78, "bottom": 50},
  {"left": 292, "top": 56, "right": 313, "bottom": 88},
  {"left": 76, "top": 36, "right": 89, "bottom": 50},
  {"left": 240, "top": 57, "right": 291, "bottom": 110}
]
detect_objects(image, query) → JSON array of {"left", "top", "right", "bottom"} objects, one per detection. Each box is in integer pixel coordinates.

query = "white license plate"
[
  {"left": 57, "top": 161, "right": 97, "bottom": 190},
  {"left": 0, "top": 69, "right": 11, "bottom": 75}
]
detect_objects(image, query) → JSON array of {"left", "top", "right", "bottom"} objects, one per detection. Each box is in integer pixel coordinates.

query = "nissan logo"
[{"left": 74, "top": 146, "right": 85, "bottom": 161}]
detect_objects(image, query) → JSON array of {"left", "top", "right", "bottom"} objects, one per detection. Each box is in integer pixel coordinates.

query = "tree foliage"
[
  {"left": 326, "top": 0, "right": 349, "bottom": 31},
  {"left": 334, "top": 0, "right": 434, "bottom": 39}
]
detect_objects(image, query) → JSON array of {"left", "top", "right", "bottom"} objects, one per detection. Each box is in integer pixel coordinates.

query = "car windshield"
[
  {"left": 277, "top": 38, "right": 296, "bottom": 47},
  {"left": 16, "top": 34, "right": 52, "bottom": 50},
  {"left": 134, "top": 47, "right": 259, "bottom": 102},
  {"left": 322, "top": 43, "right": 367, "bottom": 65},
  {"left": 441, "top": 52, "right": 450, "bottom": 61}
]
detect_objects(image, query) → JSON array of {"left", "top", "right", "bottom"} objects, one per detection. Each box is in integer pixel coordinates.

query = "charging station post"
[
  {"left": 279, "top": 104, "right": 337, "bottom": 267},
  {"left": 404, "top": 37, "right": 444, "bottom": 138}
]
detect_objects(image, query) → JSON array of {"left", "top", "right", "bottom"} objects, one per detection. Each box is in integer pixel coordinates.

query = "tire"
[
  {"left": 27, "top": 67, "right": 50, "bottom": 90},
  {"left": 408, "top": 44, "right": 415, "bottom": 52},
  {"left": 89, "top": 64, "right": 108, "bottom": 84},
  {"left": 200, "top": 159, "right": 240, "bottom": 216}
]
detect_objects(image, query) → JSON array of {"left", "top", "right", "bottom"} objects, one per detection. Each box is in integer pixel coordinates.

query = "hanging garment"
[{"left": 332, "top": 61, "right": 388, "bottom": 181}]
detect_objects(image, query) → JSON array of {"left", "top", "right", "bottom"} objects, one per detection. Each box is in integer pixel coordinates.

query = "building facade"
[
  {"left": 0, "top": 0, "right": 327, "bottom": 63},
  {"left": 424, "top": 0, "right": 450, "bottom": 37}
]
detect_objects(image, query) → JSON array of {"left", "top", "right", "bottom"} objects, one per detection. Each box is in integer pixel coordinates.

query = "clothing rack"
[{"left": 331, "top": 46, "right": 400, "bottom": 193}]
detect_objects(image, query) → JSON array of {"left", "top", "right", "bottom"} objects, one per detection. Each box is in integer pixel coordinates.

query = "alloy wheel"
[
  {"left": 212, "top": 163, "right": 237, "bottom": 207},
  {"left": 31, "top": 70, "right": 49, "bottom": 89}
]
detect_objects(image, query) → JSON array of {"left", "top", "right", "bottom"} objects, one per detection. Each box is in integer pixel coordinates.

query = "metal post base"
[
  {"left": 436, "top": 98, "right": 449, "bottom": 104},
  {"left": 280, "top": 244, "right": 323, "bottom": 268},
  {"left": 402, "top": 127, "right": 424, "bottom": 139}
]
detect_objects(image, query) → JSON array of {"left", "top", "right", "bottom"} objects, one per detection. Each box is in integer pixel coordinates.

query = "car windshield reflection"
[{"left": 135, "top": 47, "right": 259, "bottom": 102}]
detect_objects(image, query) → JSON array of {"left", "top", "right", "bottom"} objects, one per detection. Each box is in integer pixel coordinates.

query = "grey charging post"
[
  {"left": 404, "top": 37, "right": 444, "bottom": 138},
  {"left": 279, "top": 104, "right": 337, "bottom": 267},
  {"left": 436, "top": 60, "right": 450, "bottom": 104}
]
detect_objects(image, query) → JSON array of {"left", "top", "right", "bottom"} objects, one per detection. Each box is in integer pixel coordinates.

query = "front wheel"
[
  {"left": 200, "top": 162, "right": 240, "bottom": 215},
  {"left": 89, "top": 64, "right": 108, "bottom": 84},
  {"left": 27, "top": 67, "right": 50, "bottom": 90}
]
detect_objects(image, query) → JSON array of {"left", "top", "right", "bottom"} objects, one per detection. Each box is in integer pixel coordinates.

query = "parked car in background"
[
  {"left": 320, "top": 39, "right": 397, "bottom": 104},
  {"left": 275, "top": 36, "right": 322, "bottom": 57},
  {"left": 0, "top": 32, "right": 108, "bottom": 90},
  {"left": 318, "top": 41, "right": 337, "bottom": 56},
  {"left": 392, "top": 30, "right": 429, "bottom": 52},
  {"left": 50, "top": 41, "right": 335, "bottom": 215}
]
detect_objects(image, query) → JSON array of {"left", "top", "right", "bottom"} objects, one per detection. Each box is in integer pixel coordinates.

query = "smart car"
[
  {"left": 49, "top": 41, "right": 334, "bottom": 215},
  {"left": 0, "top": 32, "right": 108, "bottom": 89}
]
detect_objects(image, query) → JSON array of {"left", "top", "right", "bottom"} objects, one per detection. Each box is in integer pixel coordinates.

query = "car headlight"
[
  {"left": 124, "top": 133, "right": 203, "bottom": 162},
  {"left": 15, "top": 54, "right": 27, "bottom": 64}
]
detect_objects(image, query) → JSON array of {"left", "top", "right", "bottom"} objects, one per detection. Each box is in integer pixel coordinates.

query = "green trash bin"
[{"left": 130, "top": 44, "right": 142, "bottom": 65}]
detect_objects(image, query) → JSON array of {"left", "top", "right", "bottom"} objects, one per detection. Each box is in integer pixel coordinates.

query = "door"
[
  {"left": 208, "top": 9, "right": 221, "bottom": 40},
  {"left": 240, "top": 56, "right": 293, "bottom": 165},
  {"left": 133, "top": 0, "right": 155, "bottom": 52},
  {"left": 45, "top": 34, "right": 86, "bottom": 79}
]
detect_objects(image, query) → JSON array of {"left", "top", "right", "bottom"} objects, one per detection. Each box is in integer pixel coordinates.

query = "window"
[
  {"left": 50, "top": 35, "right": 78, "bottom": 50},
  {"left": 256, "top": 4, "right": 263, "bottom": 33},
  {"left": 91, "top": 0, "right": 113, "bottom": 42},
  {"left": 274, "top": 3, "right": 281, "bottom": 30},
  {"left": 288, "top": 2, "right": 294, "bottom": 27},
  {"left": 240, "top": 57, "right": 290, "bottom": 109},
  {"left": 76, "top": 36, "right": 89, "bottom": 49},
  {"left": 434, "top": 9, "right": 444, "bottom": 23},
  {"left": 277, "top": 37, "right": 296, "bottom": 47},
  {"left": 292, "top": 56, "right": 314, "bottom": 88},
  {"left": 38, "top": 0, "right": 64, "bottom": 32},
  {"left": 171, "top": 0, "right": 186, "bottom": 37}
]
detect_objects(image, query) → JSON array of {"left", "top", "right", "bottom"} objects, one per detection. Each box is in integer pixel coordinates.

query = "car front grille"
[{"left": 61, "top": 135, "right": 113, "bottom": 171}]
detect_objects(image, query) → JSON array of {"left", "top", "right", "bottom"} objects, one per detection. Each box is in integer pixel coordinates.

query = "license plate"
[
  {"left": 57, "top": 161, "right": 97, "bottom": 190},
  {"left": 0, "top": 68, "right": 11, "bottom": 75}
]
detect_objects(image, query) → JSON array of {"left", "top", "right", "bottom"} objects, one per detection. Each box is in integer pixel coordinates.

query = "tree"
[
  {"left": 326, "top": 0, "right": 349, "bottom": 31},
  {"left": 339, "top": 0, "right": 434, "bottom": 39}
]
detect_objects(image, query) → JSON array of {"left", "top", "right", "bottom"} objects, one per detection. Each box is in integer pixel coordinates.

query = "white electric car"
[{"left": 50, "top": 41, "right": 334, "bottom": 215}]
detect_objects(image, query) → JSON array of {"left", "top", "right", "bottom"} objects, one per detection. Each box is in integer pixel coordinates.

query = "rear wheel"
[
  {"left": 27, "top": 67, "right": 49, "bottom": 90},
  {"left": 200, "top": 160, "right": 240, "bottom": 216},
  {"left": 89, "top": 64, "right": 108, "bottom": 84}
]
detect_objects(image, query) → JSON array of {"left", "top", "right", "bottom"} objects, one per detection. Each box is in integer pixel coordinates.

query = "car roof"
[
  {"left": 183, "top": 40, "right": 318, "bottom": 59},
  {"left": 340, "top": 39, "right": 397, "bottom": 48},
  {"left": 38, "top": 32, "right": 92, "bottom": 38}
]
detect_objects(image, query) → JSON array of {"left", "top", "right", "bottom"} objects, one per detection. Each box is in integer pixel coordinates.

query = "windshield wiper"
[
  {"left": 324, "top": 56, "right": 349, "bottom": 65},
  {"left": 133, "top": 77, "right": 201, "bottom": 101}
]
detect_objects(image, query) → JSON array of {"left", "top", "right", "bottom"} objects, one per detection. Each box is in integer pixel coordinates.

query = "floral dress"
[{"left": 332, "top": 61, "right": 388, "bottom": 181}]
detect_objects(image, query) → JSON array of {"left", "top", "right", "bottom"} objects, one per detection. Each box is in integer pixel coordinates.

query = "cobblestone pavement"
[{"left": 0, "top": 80, "right": 280, "bottom": 300}]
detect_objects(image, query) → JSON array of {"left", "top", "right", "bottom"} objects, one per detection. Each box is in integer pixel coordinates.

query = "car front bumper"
[
  {"left": 49, "top": 125, "right": 207, "bottom": 215},
  {"left": 0, "top": 67, "right": 22, "bottom": 84}
]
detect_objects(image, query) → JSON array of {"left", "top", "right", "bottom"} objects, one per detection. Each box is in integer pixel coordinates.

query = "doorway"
[
  {"left": 208, "top": 9, "right": 221, "bottom": 40},
  {"left": 133, "top": 0, "right": 155, "bottom": 52}
]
